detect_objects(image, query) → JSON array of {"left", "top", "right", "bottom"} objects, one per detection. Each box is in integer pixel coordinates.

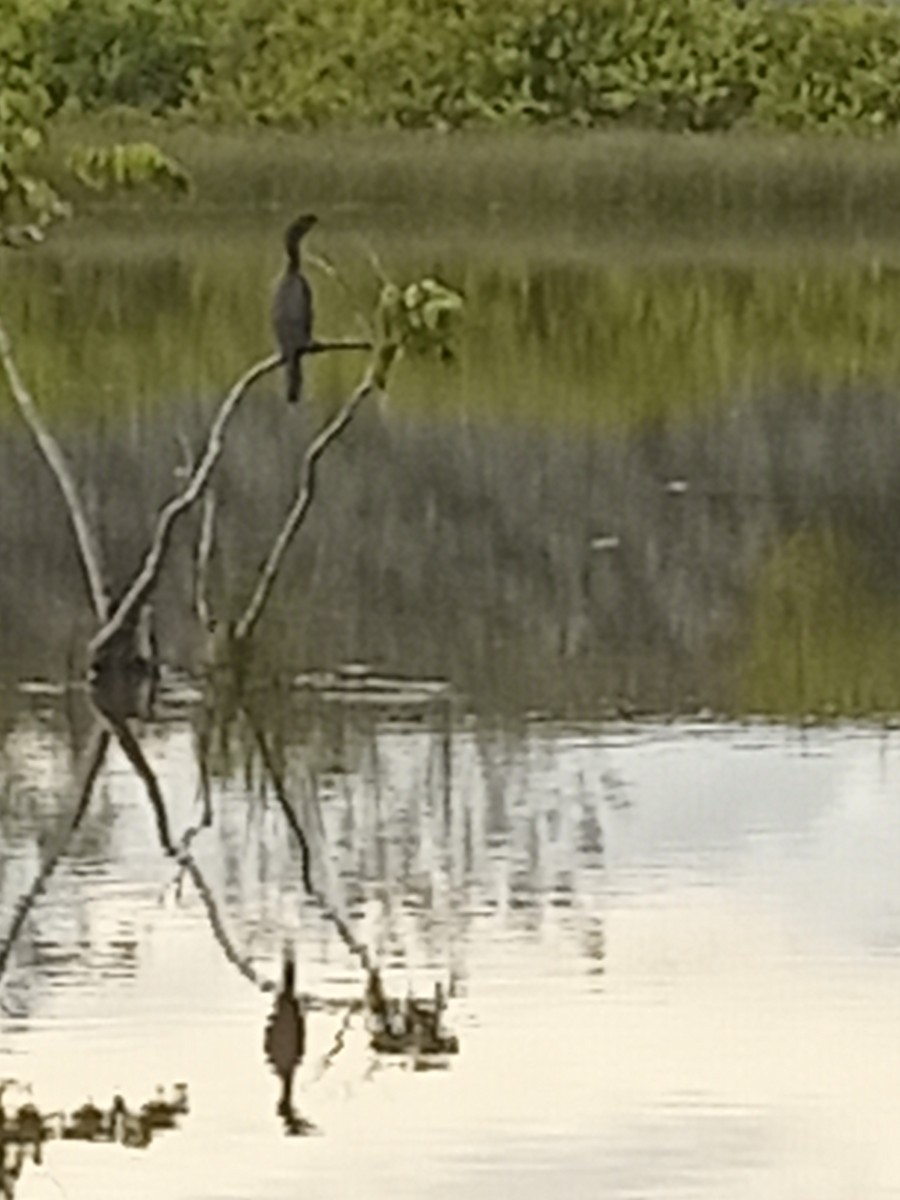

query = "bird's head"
[{"left": 285, "top": 213, "right": 318, "bottom": 253}]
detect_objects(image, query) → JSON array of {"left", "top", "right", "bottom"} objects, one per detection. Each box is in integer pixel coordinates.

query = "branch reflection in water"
[{"left": 0, "top": 650, "right": 466, "bottom": 1179}]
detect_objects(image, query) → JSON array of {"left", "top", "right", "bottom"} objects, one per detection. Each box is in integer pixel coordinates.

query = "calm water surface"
[
  {"left": 3, "top": 201, "right": 900, "bottom": 1196},
  {"left": 4, "top": 700, "right": 900, "bottom": 1199}
]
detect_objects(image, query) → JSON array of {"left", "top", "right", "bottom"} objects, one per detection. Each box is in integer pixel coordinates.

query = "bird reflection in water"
[{"left": 264, "top": 946, "right": 315, "bottom": 1135}]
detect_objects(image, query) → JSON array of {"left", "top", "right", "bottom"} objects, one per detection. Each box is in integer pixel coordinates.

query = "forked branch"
[
  {"left": 234, "top": 357, "right": 391, "bottom": 644},
  {"left": 88, "top": 353, "right": 281, "bottom": 659}
]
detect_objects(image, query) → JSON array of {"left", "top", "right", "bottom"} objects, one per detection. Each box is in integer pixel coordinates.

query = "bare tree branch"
[
  {"left": 234, "top": 364, "right": 382, "bottom": 644},
  {"left": 0, "top": 318, "right": 109, "bottom": 622},
  {"left": 195, "top": 489, "right": 217, "bottom": 631},
  {"left": 307, "top": 253, "right": 376, "bottom": 343},
  {"left": 307, "top": 338, "right": 372, "bottom": 355},
  {"left": 90, "top": 339, "right": 374, "bottom": 660},
  {"left": 89, "top": 353, "right": 281, "bottom": 660}
]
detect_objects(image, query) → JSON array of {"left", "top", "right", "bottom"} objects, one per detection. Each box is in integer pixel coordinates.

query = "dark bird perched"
[
  {"left": 272, "top": 214, "right": 317, "bottom": 404},
  {"left": 264, "top": 947, "right": 306, "bottom": 1119}
]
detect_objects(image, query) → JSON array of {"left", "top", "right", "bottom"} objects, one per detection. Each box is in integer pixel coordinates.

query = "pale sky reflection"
[{"left": 6, "top": 719, "right": 900, "bottom": 1199}]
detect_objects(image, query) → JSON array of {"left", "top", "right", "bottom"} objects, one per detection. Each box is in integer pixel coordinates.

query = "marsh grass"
[{"left": 43, "top": 120, "right": 900, "bottom": 245}]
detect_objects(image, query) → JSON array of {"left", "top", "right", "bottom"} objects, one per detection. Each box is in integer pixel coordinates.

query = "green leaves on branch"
[
  {"left": 67, "top": 143, "right": 191, "bottom": 195},
  {"left": 368, "top": 277, "right": 463, "bottom": 389},
  {"left": 377, "top": 278, "right": 464, "bottom": 359}
]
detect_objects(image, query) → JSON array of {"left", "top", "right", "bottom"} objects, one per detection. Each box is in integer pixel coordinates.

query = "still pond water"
[{"left": 3, "top": 201, "right": 900, "bottom": 1197}]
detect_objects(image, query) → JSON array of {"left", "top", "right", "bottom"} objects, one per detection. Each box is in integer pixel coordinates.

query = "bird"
[
  {"left": 264, "top": 947, "right": 306, "bottom": 1118},
  {"left": 272, "top": 214, "right": 317, "bottom": 404}
]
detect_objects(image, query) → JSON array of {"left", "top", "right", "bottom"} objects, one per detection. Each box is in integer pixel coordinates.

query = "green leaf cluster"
[
  {"left": 377, "top": 278, "right": 464, "bottom": 360},
  {"left": 742, "top": 530, "right": 900, "bottom": 718},
  {"left": 67, "top": 142, "right": 191, "bottom": 194}
]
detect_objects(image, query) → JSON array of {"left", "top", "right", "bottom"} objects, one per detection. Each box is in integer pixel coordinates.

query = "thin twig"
[
  {"left": 310, "top": 1005, "right": 357, "bottom": 1082},
  {"left": 0, "top": 317, "right": 109, "bottom": 622},
  {"left": 234, "top": 366, "right": 379, "bottom": 644},
  {"left": 89, "top": 353, "right": 281, "bottom": 660},
  {"left": 307, "top": 253, "right": 376, "bottom": 342},
  {"left": 0, "top": 726, "right": 110, "bottom": 981},
  {"left": 362, "top": 246, "right": 390, "bottom": 289},
  {"left": 195, "top": 489, "right": 216, "bottom": 630}
]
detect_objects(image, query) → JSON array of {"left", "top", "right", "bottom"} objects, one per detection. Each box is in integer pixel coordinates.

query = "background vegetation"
[
  {"left": 6, "top": 219, "right": 900, "bottom": 431},
  {"left": 8, "top": 0, "right": 900, "bottom": 134}
]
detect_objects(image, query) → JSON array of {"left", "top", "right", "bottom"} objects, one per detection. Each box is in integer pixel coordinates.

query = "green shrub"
[
  {"left": 0, "top": 3, "right": 66, "bottom": 242},
  {"left": 752, "top": 2, "right": 900, "bottom": 132},
  {"left": 12, "top": 0, "right": 900, "bottom": 134},
  {"left": 37, "top": 0, "right": 209, "bottom": 113},
  {"left": 192, "top": 0, "right": 900, "bottom": 134}
]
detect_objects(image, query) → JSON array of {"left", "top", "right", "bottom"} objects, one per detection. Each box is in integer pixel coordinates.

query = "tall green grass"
[
  {"left": 741, "top": 530, "right": 900, "bottom": 718},
  {"left": 43, "top": 120, "right": 900, "bottom": 241}
]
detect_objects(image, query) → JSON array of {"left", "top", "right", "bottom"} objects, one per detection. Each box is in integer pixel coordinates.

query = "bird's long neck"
[
  {"left": 282, "top": 958, "right": 296, "bottom": 995},
  {"left": 285, "top": 242, "right": 301, "bottom": 274}
]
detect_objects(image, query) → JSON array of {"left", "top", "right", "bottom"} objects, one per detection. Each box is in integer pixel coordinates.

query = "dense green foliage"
[
  {"left": 0, "top": 3, "right": 66, "bottom": 242},
  {"left": 1, "top": 3, "right": 191, "bottom": 239},
  {"left": 9, "top": 0, "right": 900, "bottom": 133}
]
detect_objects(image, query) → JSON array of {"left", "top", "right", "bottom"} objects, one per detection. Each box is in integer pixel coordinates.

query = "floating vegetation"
[
  {"left": 292, "top": 668, "right": 453, "bottom": 712},
  {"left": 0, "top": 1079, "right": 189, "bottom": 1197},
  {"left": 366, "top": 972, "right": 460, "bottom": 1060}
]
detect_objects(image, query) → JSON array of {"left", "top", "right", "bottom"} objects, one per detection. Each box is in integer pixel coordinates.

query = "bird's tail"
[{"left": 285, "top": 354, "right": 303, "bottom": 404}]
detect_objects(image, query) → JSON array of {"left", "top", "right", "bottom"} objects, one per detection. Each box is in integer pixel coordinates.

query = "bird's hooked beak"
[{"left": 284, "top": 213, "right": 318, "bottom": 256}]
